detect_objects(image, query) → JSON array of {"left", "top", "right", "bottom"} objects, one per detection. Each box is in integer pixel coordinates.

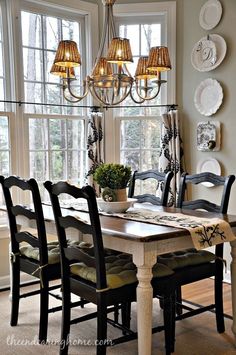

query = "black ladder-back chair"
[
  {"left": 158, "top": 171, "right": 235, "bottom": 335},
  {"left": 128, "top": 169, "right": 174, "bottom": 206},
  {"left": 44, "top": 180, "right": 176, "bottom": 355},
  {"left": 0, "top": 175, "right": 62, "bottom": 343}
]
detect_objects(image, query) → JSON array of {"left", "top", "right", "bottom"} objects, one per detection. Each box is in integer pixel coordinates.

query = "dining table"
[{"left": 39, "top": 202, "right": 236, "bottom": 355}]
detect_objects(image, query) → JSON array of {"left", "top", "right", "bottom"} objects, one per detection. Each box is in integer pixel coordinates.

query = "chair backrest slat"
[
  {"left": 177, "top": 172, "right": 235, "bottom": 213},
  {"left": 128, "top": 169, "right": 173, "bottom": 206},
  {"left": 0, "top": 175, "right": 48, "bottom": 264},
  {"left": 44, "top": 181, "right": 107, "bottom": 290}
]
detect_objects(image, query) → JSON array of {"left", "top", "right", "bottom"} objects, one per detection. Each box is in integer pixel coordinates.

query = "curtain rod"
[{"left": 0, "top": 99, "right": 178, "bottom": 111}]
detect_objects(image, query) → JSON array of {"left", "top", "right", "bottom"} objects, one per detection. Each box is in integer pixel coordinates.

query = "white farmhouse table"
[{"left": 41, "top": 204, "right": 236, "bottom": 355}]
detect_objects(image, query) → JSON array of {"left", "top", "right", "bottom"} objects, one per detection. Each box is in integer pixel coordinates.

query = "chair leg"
[
  {"left": 114, "top": 303, "right": 119, "bottom": 324},
  {"left": 215, "top": 263, "right": 225, "bottom": 333},
  {"left": 97, "top": 294, "right": 107, "bottom": 355},
  {"left": 10, "top": 261, "right": 20, "bottom": 326},
  {"left": 60, "top": 283, "right": 71, "bottom": 355},
  {"left": 163, "top": 293, "right": 175, "bottom": 355},
  {"left": 175, "top": 286, "right": 183, "bottom": 316},
  {"left": 121, "top": 302, "right": 131, "bottom": 335},
  {"left": 39, "top": 280, "right": 49, "bottom": 343}
]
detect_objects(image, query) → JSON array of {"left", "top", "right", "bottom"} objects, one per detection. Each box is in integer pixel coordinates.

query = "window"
[
  {"left": 0, "top": 116, "right": 10, "bottom": 176},
  {"left": 19, "top": 6, "right": 88, "bottom": 193},
  {"left": 21, "top": 10, "right": 84, "bottom": 116},
  {"left": 0, "top": 0, "right": 98, "bottom": 206},
  {"left": 106, "top": 2, "right": 176, "bottom": 174},
  {"left": 28, "top": 116, "right": 86, "bottom": 198},
  {"left": 118, "top": 117, "right": 161, "bottom": 172},
  {"left": 0, "top": 5, "right": 4, "bottom": 111},
  {"left": 0, "top": 1, "right": 10, "bottom": 207}
]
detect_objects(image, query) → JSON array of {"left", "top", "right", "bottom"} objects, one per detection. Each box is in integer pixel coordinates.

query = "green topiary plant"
[{"left": 93, "top": 163, "right": 132, "bottom": 190}]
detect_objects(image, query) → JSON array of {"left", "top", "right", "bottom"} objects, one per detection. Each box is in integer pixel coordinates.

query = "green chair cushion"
[
  {"left": 19, "top": 240, "right": 92, "bottom": 265},
  {"left": 70, "top": 253, "right": 174, "bottom": 289},
  {"left": 157, "top": 248, "right": 216, "bottom": 270}
]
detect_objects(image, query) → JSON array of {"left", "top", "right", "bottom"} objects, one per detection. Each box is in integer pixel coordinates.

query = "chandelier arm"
[
  {"left": 129, "top": 89, "right": 146, "bottom": 104},
  {"left": 88, "top": 85, "right": 111, "bottom": 106},
  {"left": 66, "top": 77, "right": 89, "bottom": 101},
  {"left": 89, "top": 82, "right": 132, "bottom": 106},
  {"left": 62, "top": 87, "right": 82, "bottom": 103},
  {"left": 133, "top": 79, "right": 166, "bottom": 101},
  {"left": 111, "top": 84, "right": 133, "bottom": 105},
  {"left": 123, "top": 63, "right": 132, "bottom": 77}
]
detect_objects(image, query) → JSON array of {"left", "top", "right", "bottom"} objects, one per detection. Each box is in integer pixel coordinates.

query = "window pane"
[
  {"left": 62, "top": 20, "right": 79, "bottom": 41},
  {"left": 0, "top": 43, "right": 3, "bottom": 76},
  {"left": 141, "top": 24, "right": 161, "bottom": 54},
  {"left": 30, "top": 151, "right": 48, "bottom": 181},
  {"left": 23, "top": 48, "right": 42, "bottom": 81},
  {"left": 45, "top": 16, "right": 60, "bottom": 50},
  {"left": 141, "top": 120, "right": 160, "bottom": 148},
  {"left": 0, "top": 151, "right": 9, "bottom": 175},
  {"left": 24, "top": 82, "right": 43, "bottom": 113},
  {"left": 0, "top": 116, "right": 10, "bottom": 177},
  {"left": 67, "top": 150, "right": 81, "bottom": 182},
  {"left": 67, "top": 119, "right": 84, "bottom": 149},
  {"left": 120, "top": 118, "right": 161, "bottom": 172},
  {"left": 21, "top": 12, "right": 42, "bottom": 48},
  {"left": 51, "top": 151, "right": 67, "bottom": 180},
  {"left": 45, "top": 51, "right": 60, "bottom": 83},
  {"left": 45, "top": 83, "right": 62, "bottom": 108},
  {"left": 49, "top": 119, "right": 67, "bottom": 149},
  {"left": 141, "top": 150, "right": 159, "bottom": 170},
  {"left": 121, "top": 150, "right": 140, "bottom": 172},
  {"left": 121, "top": 120, "right": 141, "bottom": 149},
  {"left": 0, "top": 116, "right": 9, "bottom": 149},
  {"left": 120, "top": 25, "right": 139, "bottom": 55},
  {"left": 29, "top": 118, "right": 48, "bottom": 150}
]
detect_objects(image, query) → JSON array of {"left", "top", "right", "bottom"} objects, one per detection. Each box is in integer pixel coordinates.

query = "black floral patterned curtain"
[
  {"left": 159, "top": 109, "right": 184, "bottom": 206},
  {"left": 86, "top": 110, "right": 104, "bottom": 194}
]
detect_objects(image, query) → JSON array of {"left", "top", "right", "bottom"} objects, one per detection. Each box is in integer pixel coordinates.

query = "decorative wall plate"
[
  {"left": 191, "top": 34, "right": 226, "bottom": 72},
  {"left": 194, "top": 78, "right": 223, "bottom": 116},
  {"left": 196, "top": 158, "right": 221, "bottom": 187},
  {"left": 197, "top": 121, "right": 221, "bottom": 151},
  {"left": 199, "top": 0, "right": 222, "bottom": 30}
]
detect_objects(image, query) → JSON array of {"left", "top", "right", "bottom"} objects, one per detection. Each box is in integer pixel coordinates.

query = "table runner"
[
  {"left": 108, "top": 208, "right": 236, "bottom": 250},
  {"left": 44, "top": 200, "right": 236, "bottom": 250}
]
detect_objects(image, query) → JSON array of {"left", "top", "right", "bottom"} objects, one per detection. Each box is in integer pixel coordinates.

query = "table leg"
[
  {"left": 231, "top": 239, "right": 236, "bottom": 342},
  {"left": 133, "top": 246, "right": 157, "bottom": 355}
]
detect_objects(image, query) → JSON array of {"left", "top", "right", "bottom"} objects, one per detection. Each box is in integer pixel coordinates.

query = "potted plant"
[{"left": 93, "top": 163, "right": 132, "bottom": 201}]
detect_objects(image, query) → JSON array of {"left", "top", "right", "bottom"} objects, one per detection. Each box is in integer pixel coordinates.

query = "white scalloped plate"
[
  {"left": 191, "top": 34, "right": 226, "bottom": 72},
  {"left": 196, "top": 158, "right": 221, "bottom": 187},
  {"left": 194, "top": 78, "right": 223, "bottom": 116},
  {"left": 199, "top": 0, "right": 222, "bottom": 30}
]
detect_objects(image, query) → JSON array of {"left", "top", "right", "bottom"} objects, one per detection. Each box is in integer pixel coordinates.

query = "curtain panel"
[
  {"left": 159, "top": 109, "right": 184, "bottom": 206},
  {"left": 86, "top": 111, "right": 104, "bottom": 195}
]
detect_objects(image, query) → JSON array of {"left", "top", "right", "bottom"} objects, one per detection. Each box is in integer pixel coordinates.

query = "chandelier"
[{"left": 51, "top": 0, "right": 172, "bottom": 106}]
